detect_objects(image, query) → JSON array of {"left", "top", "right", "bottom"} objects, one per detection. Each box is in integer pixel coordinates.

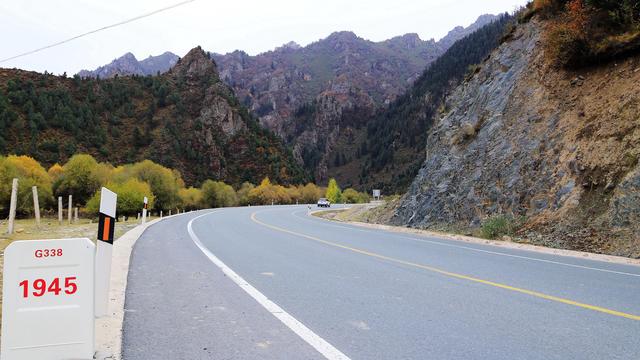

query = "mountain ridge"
[{"left": 0, "top": 46, "right": 307, "bottom": 186}]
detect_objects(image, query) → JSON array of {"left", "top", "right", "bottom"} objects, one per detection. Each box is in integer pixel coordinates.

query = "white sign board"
[
  {"left": 373, "top": 189, "right": 381, "bottom": 198},
  {"left": 1, "top": 238, "right": 95, "bottom": 360},
  {"left": 99, "top": 187, "right": 117, "bottom": 218}
]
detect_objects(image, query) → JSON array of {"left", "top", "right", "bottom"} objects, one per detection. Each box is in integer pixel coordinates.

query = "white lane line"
[
  {"left": 292, "top": 209, "right": 640, "bottom": 278},
  {"left": 187, "top": 212, "right": 351, "bottom": 360}
]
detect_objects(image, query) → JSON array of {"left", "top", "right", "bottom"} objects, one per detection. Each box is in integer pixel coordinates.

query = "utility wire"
[{"left": 0, "top": 0, "right": 197, "bottom": 64}]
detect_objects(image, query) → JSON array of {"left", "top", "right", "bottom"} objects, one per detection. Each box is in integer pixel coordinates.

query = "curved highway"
[{"left": 122, "top": 205, "right": 640, "bottom": 359}]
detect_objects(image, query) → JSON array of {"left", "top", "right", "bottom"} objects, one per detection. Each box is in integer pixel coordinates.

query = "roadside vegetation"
[
  {"left": 525, "top": 0, "right": 640, "bottom": 67},
  {"left": 479, "top": 215, "right": 526, "bottom": 239},
  {"left": 0, "top": 154, "right": 371, "bottom": 220}
]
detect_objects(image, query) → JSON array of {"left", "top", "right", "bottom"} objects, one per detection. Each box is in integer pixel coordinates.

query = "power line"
[{"left": 0, "top": 0, "right": 197, "bottom": 64}]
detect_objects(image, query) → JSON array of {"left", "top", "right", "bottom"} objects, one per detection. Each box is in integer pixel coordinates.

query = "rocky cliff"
[
  {"left": 212, "top": 16, "right": 499, "bottom": 182},
  {"left": 393, "top": 19, "right": 640, "bottom": 257}
]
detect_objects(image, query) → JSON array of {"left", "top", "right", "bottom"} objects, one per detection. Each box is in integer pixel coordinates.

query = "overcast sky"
[{"left": 0, "top": 0, "right": 529, "bottom": 75}]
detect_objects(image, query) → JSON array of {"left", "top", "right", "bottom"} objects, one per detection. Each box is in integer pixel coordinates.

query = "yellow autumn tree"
[{"left": 0, "top": 155, "right": 54, "bottom": 214}]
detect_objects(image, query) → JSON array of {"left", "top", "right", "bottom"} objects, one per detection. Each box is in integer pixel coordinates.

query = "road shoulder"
[
  {"left": 311, "top": 208, "right": 640, "bottom": 267},
  {"left": 94, "top": 216, "right": 171, "bottom": 360}
]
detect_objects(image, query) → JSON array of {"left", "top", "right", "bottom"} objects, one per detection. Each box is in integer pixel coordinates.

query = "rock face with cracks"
[{"left": 394, "top": 19, "right": 640, "bottom": 258}]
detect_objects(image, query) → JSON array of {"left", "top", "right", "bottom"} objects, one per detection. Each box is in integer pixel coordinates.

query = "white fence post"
[
  {"left": 68, "top": 195, "right": 72, "bottom": 225},
  {"left": 58, "top": 196, "right": 63, "bottom": 225},
  {"left": 7, "top": 178, "right": 18, "bottom": 234},
  {"left": 32, "top": 185, "right": 41, "bottom": 228}
]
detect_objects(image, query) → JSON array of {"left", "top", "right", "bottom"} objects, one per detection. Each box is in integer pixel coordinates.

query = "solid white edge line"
[
  {"left": 293, "top": 209, "right": 640, "bottom": 278},
  {"left": 187, "top": 212, "right": 351, "bottom": 360}
]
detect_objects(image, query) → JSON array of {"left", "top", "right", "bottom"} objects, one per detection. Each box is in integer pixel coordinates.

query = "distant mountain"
[
  {"left": 77, "top": 51, "right": 179, "bottom": 78},
  {"left": 1, "top": 47, "right": 307, "bottom": 185},
  {"left": 213, "top": 14, "right": 499, "bottom": 181},
  {"left": 329, "top": 14, "right": 515, "bottom": 192},
  {"left": 72, "top": 15, "right": 499, "bottom": 182}
]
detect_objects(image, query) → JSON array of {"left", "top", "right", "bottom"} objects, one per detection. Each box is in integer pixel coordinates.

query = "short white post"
[
  {"left": 160, "top": 210, "right": 163, "bottom": 218},
  {"left": 68, "top": 195, "right": 72, "bottom": 225},
  {"left": 7, "top": 178, "right": 18, "bottom": 234},
  {"left": 32, "top": 186, "right": 41, "bottom": 228},
  {"left": 142, "top": 197, "right": 148, "bottom": 225},
  {"left": 95, "top": 187, "right": 117, "bottom": 318},
  {"left": 74, "top": 207, "right": 79, "bottom": 223},
  {"left": 58, "top": 196, "right": 63, "bottom": 225},
  {"left": 169, "top": 209, "right": 172, "bottom": 216}
]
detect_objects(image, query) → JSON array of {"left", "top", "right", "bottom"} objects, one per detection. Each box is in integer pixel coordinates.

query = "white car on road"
[{"left": 317, "top": 198, "right": 331, "bottom": 208}]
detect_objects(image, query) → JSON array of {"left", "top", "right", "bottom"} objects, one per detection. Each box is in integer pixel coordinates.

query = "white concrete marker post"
[
  {"left": 58, "top": 196, "right": 63, "bottom": 225},
  {"left": 32, "top": 186, "right": 41, "bottom": 228},
  {"left": 75, "top": 207, "right": 79, "bottom": 223},
  {"left": 1, "top": 238, "right": 96, "bottom": 360},
  {"left": 95, "top": 187, "right": 117, "bottom": 318},
  {"left": 7, "top": 178, "right": 18, "bottom": 235},
  {"left": 68, "top": 195, "right": 72, "bottom": 225}
]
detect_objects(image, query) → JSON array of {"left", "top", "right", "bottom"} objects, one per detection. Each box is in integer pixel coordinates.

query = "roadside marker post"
[
  {"left": 95, "top": 187, "right": 117, "bottom": 318},
  {"left": 32, "top": 186, "right": 41, "bottom": 228},
  {"left": 0, "top": 238, "right": 96, "bottom": 359},
  {"left": 142, "top": 197, "right": 148, "bottom": 224},
  {"left": 58, "top": 196, "right": 63, "bottom": 225},
  {"left": 68, "top": 195, "right": 72, "bottom": 225},
  {"left": 7, "top": 178, "right": 18, "bottom": 235}
]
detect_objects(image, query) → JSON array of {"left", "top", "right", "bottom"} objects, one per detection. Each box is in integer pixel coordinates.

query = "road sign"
[
  {"left": 95, "top": 187, "right": 117, "bottom": 317},
  {"left": 373, "top": 189, "right": 381, "bottom": 200},
  {"left": 1, "top": 238, "right": 95, "bottom": 360}
]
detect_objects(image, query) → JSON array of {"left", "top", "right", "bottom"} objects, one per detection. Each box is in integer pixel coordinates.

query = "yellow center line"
[{"left": 250, "top": 211, "right": 640, "bottom": 321}]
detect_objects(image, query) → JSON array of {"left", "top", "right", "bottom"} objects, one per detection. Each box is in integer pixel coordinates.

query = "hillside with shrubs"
[
  {"left": 0, "top": 47, "right": 307, "bottom": 187},
  {"left": 0, "top": 154, "right": 369, "bottom": 218}
]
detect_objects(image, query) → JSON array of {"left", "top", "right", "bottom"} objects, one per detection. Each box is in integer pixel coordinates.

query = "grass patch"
[{"left": 480, "top": 215, "right": 524, "bottom": 239}]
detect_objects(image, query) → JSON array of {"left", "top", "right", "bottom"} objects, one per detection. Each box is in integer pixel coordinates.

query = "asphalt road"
[{"left": 123, "top": 205, "right": 640, "bottom": 359}]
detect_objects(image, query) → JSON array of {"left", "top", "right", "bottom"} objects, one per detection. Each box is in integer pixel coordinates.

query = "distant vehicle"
[{"left": 317, "top": 198, "right": 331, "bottom": 208}]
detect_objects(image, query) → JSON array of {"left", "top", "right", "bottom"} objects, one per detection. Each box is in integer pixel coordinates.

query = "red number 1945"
[{"left": 19, "top": 277, "right": 77, "bottom": 298}]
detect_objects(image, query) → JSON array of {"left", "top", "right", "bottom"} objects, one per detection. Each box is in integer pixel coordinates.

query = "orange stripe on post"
[{"left": 102, "top": 217, "right": 110, "bottom": 241}]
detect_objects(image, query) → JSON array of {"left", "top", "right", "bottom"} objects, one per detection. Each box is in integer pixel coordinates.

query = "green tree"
[
  {"left": 86, "top": 179, "right": 154, "bottom": 216},
  {"left": 200, "top": 180, "right": 237, "bottom": 208},
  {"left": 325, "top": 178, "right": 342, "bottom": 203},
  {"left": 127, "top": 160, "right": 183, "bottom": 211},
  {"left": 54, "top": 154, "right": 101, "bottom": 205}
]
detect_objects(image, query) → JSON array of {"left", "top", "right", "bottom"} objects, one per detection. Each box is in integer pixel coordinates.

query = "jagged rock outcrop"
[
  {"left": 211, "top": 15, "right": 498, "bottom": 180},
  {"left": 393, "top": 19, "right": 640, "bottom": 257}
]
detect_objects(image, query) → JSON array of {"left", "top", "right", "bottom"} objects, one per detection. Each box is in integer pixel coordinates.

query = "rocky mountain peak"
[
  {"left": 170, "top": 46, "right": 218, "bottom": 81},
  {"left": 326, "top": 31, "right": 360, "bottom": 43},
  {"left": 120, "top": 52, "right": 138, "bottom": 61},
  {"left": 275, "top": 41, "right": 302, "bottom": 52}
]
